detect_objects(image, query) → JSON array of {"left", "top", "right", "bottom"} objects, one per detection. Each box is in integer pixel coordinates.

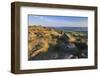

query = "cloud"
[{"left": 29, "top": 15, "right": 88, "bottom": 27}]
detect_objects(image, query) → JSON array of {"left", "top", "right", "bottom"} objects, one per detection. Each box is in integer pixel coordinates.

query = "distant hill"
[{"left": 47, "top": 26, "right": 87, "bottom": 32}]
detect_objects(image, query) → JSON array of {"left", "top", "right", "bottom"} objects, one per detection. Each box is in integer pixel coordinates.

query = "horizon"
[{"left": 29, "top": 25, "right": 87, "bottom": 28}]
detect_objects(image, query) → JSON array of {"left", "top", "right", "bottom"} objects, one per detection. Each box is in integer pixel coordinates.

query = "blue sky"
[{"left": 28, "top": 15, "right": 88, "bottom": 27}]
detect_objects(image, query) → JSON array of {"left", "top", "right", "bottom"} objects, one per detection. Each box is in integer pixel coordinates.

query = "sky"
[{"left": 28, "top": 15, "right": 88, "bottom": 27}]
